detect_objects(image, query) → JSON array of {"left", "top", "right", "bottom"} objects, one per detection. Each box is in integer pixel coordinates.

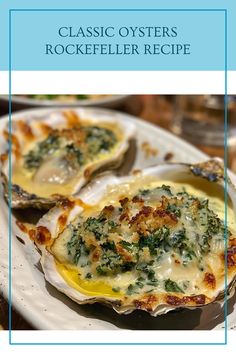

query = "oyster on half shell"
[
  {"left": 0, "top": 109, "right": 135, "bottom": 208},
  {"left": 24, "top": 160, "right": 236, "bottom": 315}
]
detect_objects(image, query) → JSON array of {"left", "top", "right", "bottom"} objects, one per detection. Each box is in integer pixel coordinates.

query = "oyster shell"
[
  {"left": 0, "top": 108, "right": 135, "bottom": 208},
  {"left": 26, "top": 159, "right": 236, "bottom": 315}
]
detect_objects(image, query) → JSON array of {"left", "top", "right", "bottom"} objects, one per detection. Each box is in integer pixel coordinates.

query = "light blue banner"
[
  {"left": 0, "top": 0, "right": 235, "bottom": 70},
  {"left": 9, "top": 9, "right": 225, "bottom": 71}
]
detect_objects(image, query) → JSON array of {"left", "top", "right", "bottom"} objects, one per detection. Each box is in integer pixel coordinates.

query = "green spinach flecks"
[{"left": 164, "top": 279, "right": 184, "bottom": 293}]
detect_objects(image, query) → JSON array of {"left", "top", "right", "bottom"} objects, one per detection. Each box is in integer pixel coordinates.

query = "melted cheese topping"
[{"left": 51, "top": 177, "right": 236, "bottom": 305}]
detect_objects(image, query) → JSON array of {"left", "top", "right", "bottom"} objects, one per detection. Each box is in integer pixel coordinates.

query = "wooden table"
[{"left": 0, "top": 95, "right": 235, "bottom": 330}]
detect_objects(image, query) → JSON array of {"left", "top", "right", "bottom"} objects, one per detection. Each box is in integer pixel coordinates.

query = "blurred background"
[{"left": 1, "top": 93, "right": 236, "bottom": 330}]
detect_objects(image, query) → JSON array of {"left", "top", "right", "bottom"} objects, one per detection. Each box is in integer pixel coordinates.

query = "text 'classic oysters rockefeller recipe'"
[
  {"left": 1, "top": 110, "right": 135, "bottom": 208},
  {"left": 23, "top": 161, "right": 236, "bottom": 316}
]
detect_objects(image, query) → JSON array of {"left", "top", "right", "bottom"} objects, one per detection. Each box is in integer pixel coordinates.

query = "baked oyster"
[
  {"left": 1, "top": 109, "right": 135, "bottom": 208},
  {"left": 21, "top": 160, "right": 236, "bottom": 315}
]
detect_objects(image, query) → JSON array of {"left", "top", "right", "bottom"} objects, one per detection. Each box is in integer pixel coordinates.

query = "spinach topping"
[
  {"left": 207, "top": 214, "right": 222, "bottom": 236},
  {"left": 197, "top": 199, "right": 226, "bottom": 253},
  {"left": 139, "top": 189, "right": 150, "bottom": 196},
  {"left": 66, "top": 225, "right": 90, "bottom": 264},
  {"left": 85, "top": 272, "right": 92, "bottom": 279},
  {"left": 83, "top": 216, "right": 119, "bottom": 241},
  {"left": 101, "top": 241, "right": 116, "bottom": 252},
  {"left": 24, "top": 125, "right": 117, "bottom": 171},
  {"left": 138, "top": 226, "right": 170, "bottom": 255},
  {"left": 166, "top": 203, "right": 181, "bottom": 218},
  {"left": 24, "top": 134, "right": 60, "bottom": 169},
  {"left": 85, "top": 126, "right": 117, "bottom": 155},
  {"left": 138, "top": 227, "right": 193, "bottom": 260},
  {"left": 169, "top": 229, "right": 186, "bottom": 247},
  {"left": 136, "top": 262, "right": 158, "bottom": 284},
  {"left": 119, "top": 240, "right": 135, "bottom": 252},
  {"left": 107, "top": 220, "right": 119, "bottom": 231},
  {"left": 164, "top": 279, "right": 184, "bottom": 293},
  {"left": 126, "top": 284, "right": 138, "bottom": 295},
  {"left": 64, "top": 182, "right": 228, "bottom": 296},
  {"left": 112, "top": 287, "right": 121, "bottom": 293},
  {"left": 84, "top": 217, "right": 106, "bottom": 240},
  {"left": 95, "top": 253, "right": 134, "bottom": 276},
  {"left": 66, "top": 143, "right": 84, "bottom": 165},
  {"left": 96, "top": 265, "right": 108, "bottom": 275},
  {"left": 160, "top": 184, "right": 173, "bottom": 196}
]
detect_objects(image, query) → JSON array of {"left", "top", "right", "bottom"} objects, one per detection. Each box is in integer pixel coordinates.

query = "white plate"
[
  {"left": 0, "top": 107, "right": 235, "bottom": 330},
  {"left": 0, "top": 94, "right": 130, "bottom": 108}
]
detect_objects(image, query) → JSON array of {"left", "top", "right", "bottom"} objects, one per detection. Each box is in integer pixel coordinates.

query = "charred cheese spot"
[
  {"left": 57, "top": 198, "right": 75, "bottom": 210},
  {"left": 0, "top": 153, "right": 8, "bottom": 163},
  {"left": 119, "top": 197, "right": 129, "bottom": 207},
  {"left": 3, "top": 131, "right": 21, "bottom": 158},
  {"left": 16, "top": 222, "right": 38, "bottom": 243},
  {"left": 101, "top": 205, "right": 115, "bottom": 217},
  {"left": 166, "top": 295, "right": 183, "bottom": 306},
  {"left": 92, "top": 248, "right": 101, "bottom": 262},
  {"left": 116, "top": 244, "right": 134, "bottom": 262},
  {"left": 230, "top": 238, "right": 236, "bottom": 246},
  {"left": 227, "top": 246, "right": 236, "bottom": 268},
  {"left": 132, "top": 195, "right": 144, "bottom": 203},
  {"left": 166, "top": 294, "right": 206, "bottom": 306},
  {"left": 190, "top": 294, "right": 206, "bottom": 305},
  {"left": 28, "top": 229, "right": 36, "bottom": 241},
  {"left": 63, "top": 110, "right": 81, "bottom": 127},
  {"left": 119, "top": 212, "right": 129, "bottom": 222},
  {"left": 16, "top": 220, "right": 28, "bottom": 233},
  {"left": 84, "top": 167, "right": 91, "bottom": 178},
  {"left": 35, "top": 226, "right": 51, "bottom": 245},
  {"left": 134, "top": 295, "right": 158, "bottom": 311},
  {"left": 58, "top": 213, "right": 69, "bottom": 232},
  {"left": 204, "top": 272, "right": 216, "bottom": 289},
  {"left": 38, "top": 122, "right": 53, "bottom": 135},
  {"left": 16, "top": 120, "right": 34, "bottom": 140},
  {"left": 4, "top": 131, "right": 20, "bottom": 149}
]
